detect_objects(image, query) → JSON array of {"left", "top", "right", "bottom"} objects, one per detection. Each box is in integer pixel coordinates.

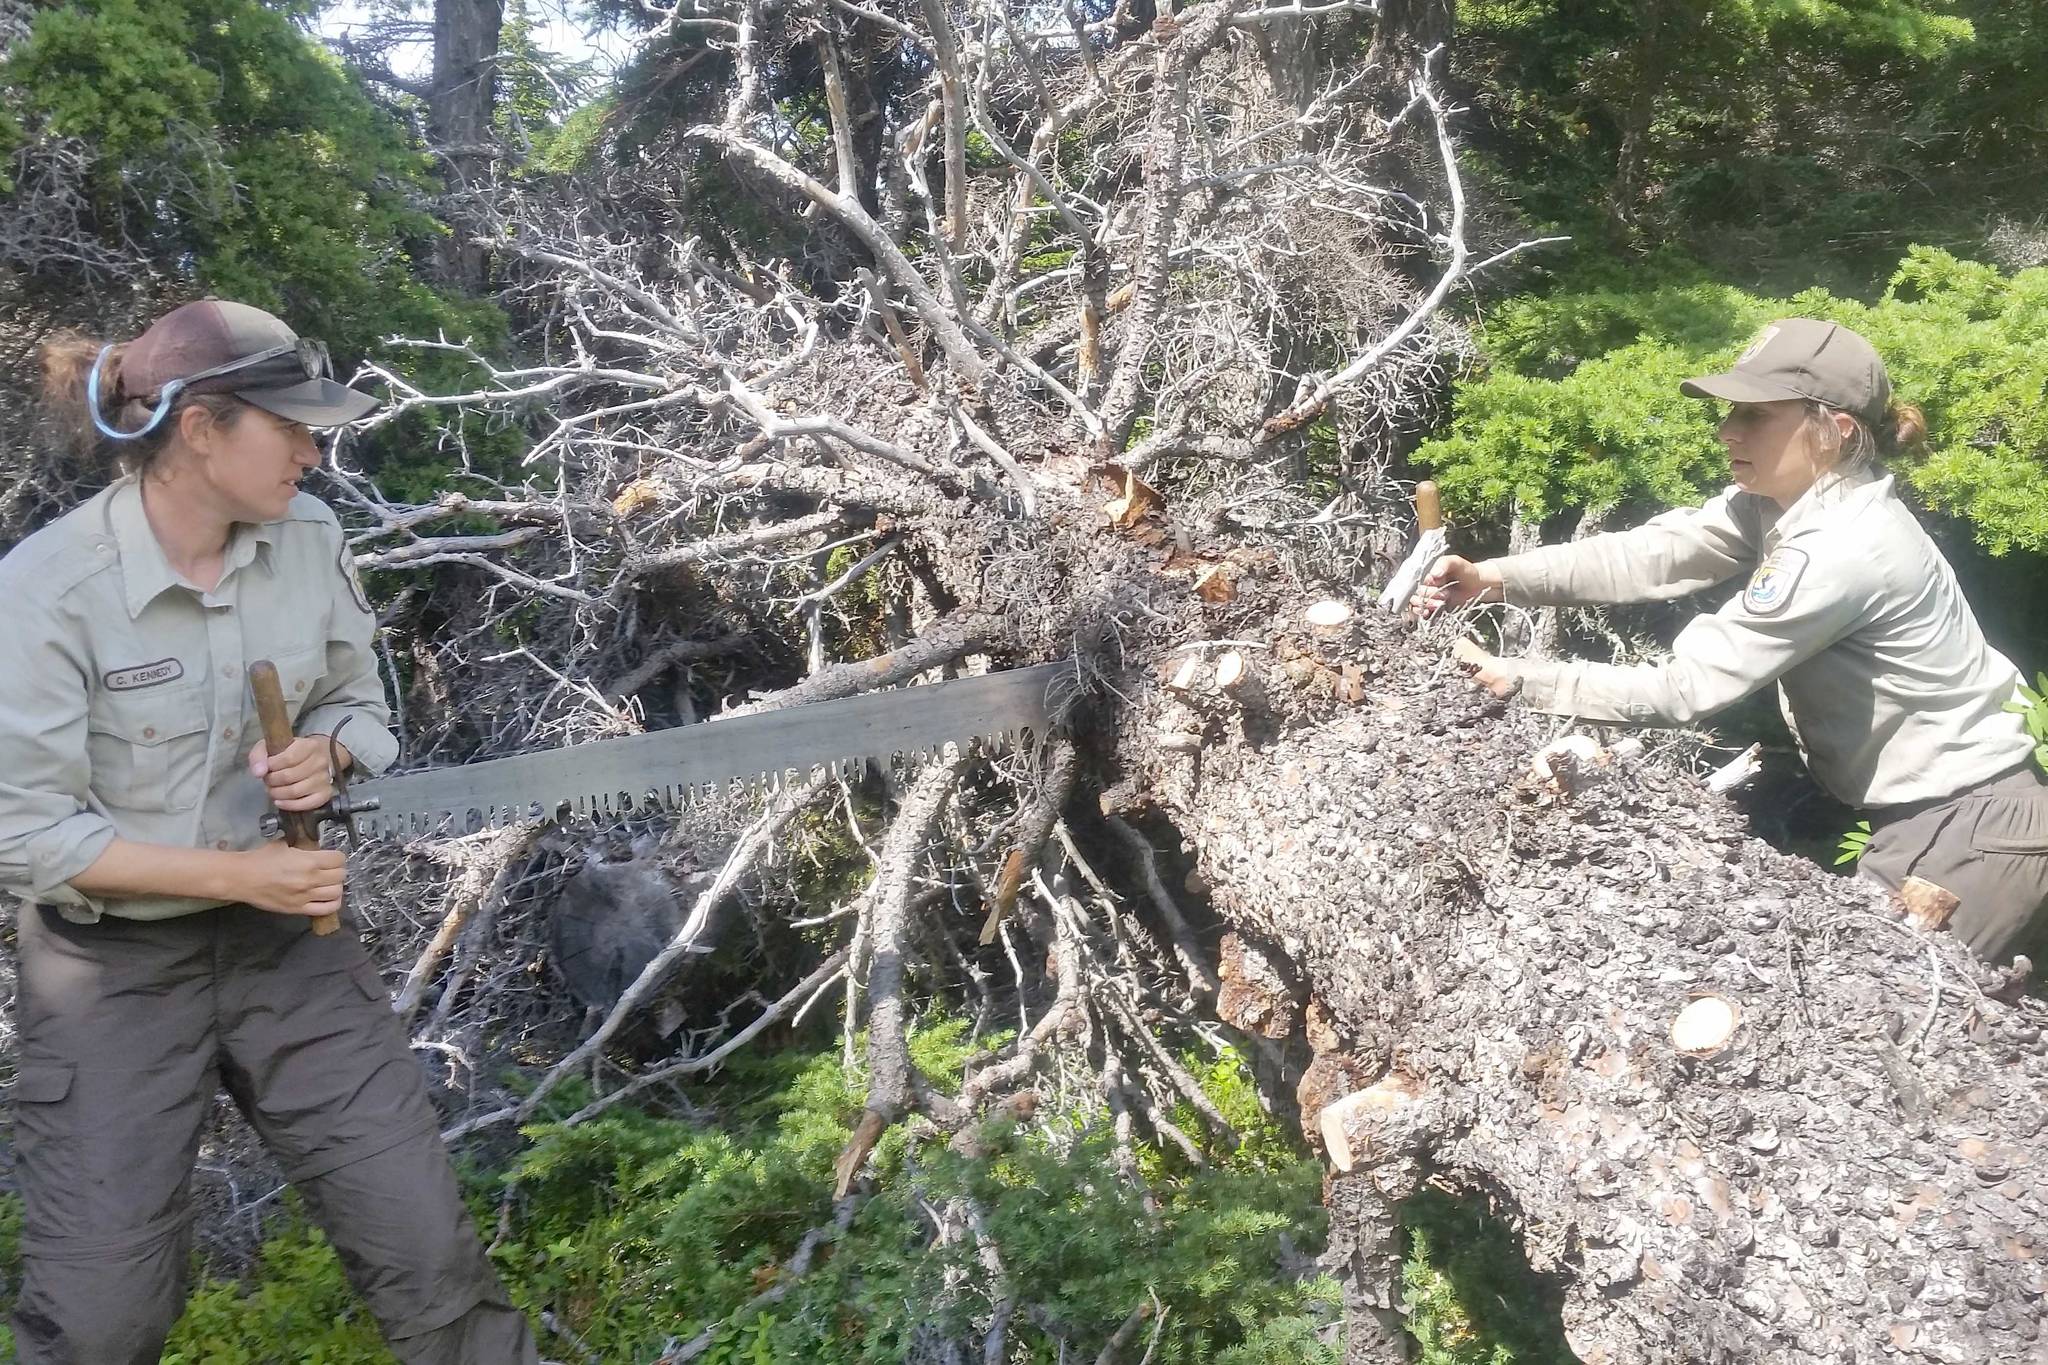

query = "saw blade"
[{"left": 344, "top": 662, "right": 1066, "bottom": 839}]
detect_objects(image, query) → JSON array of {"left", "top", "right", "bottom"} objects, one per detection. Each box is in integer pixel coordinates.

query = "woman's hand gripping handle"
[{"left": 248, "top": 660, "right": 342, "bottom": 936}]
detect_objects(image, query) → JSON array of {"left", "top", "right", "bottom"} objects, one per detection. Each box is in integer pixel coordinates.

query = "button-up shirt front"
[
  {"left": 1498, "top": 471, "right": 2032, "bottom": 808},
  {"left": 0, "top": 478, "right": 397, "bottom": 922}
]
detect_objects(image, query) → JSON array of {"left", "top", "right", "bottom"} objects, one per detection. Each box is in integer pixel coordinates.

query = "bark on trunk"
[
  {"left": 1107, "top": 601, "right": 2048, "bottom": 1364},
  {"left": 431, "top": 0, "right": 504, "bottom": 292}
]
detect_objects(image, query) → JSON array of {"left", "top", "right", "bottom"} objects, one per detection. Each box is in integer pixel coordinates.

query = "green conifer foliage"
[
  {"left": 1, "top": 0, "right": 543, "bottom": 603},
  {"left": 1417, "top": 250, "right": 2048, "bottom": 554},
  {"left": 1, "top": 0, "right": 503, "bottom": 414}
]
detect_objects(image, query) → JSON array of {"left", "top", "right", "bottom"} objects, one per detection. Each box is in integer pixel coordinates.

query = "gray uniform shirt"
[
  {"left": 1498, "top": 470, "right": 2031, "bottom": 808},
  {"left": 0, "top": 478, "right": 398, "bottom": 923}
]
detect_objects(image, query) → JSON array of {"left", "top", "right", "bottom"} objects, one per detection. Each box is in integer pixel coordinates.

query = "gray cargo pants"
[
  {"left": 1859, "top": 761, "right": 2048, "bottom": 970},
  {"left": 6, "top": 903, "right": 537, "bottom": 1365}
]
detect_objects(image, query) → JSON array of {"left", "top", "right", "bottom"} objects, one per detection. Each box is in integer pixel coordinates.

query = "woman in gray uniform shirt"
[
  {"left": 0, "top": 300, "right": 536, "bottom": 1363},
  {"left": 1419, "top": 319, "right": 2047, "bottom": 968}
]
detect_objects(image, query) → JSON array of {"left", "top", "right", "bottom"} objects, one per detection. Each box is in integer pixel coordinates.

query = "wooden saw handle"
[
  {"left": 249, "top": 660, "right": 340, "bottom": 936},
  {"left": 1414, "top": 480, "right": 1442, "bottom": 533}
]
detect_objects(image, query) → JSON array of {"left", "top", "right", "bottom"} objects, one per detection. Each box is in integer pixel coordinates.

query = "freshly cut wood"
[
  {"left": 1215, "top": 651, "right": 1246, "bottom": 690},
  {"left": 1102, "top": 468, "right": 1163, "bottom": 529},
  {"left": 1303, "top": 599, "right": 1353, "bottom": 629},
  {"left": 1669, "top": 995, "right": 1741, "bottom": 1056},
  {"left": 1901, "top": 874, "right": 1960, "bottom": 931},
  {"left": 1318, "top": 1076, "right": 1424, "bottom": 1174},
  {"left": 1167, "top": 655, "right": 1203, "bottom": 693},
  {"left": 1192, "top": 562, "right": 1236, "bottom": 603},
  {"left": 1704, "top": 741, "right": 1762, "bottom": 794}
]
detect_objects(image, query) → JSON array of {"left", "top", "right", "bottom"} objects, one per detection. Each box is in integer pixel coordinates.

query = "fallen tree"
[
  {"left": 6, "top": 0, "right": 2044, "bottom": 1356},
  {"left": 331, "top": 0, "right": 2047, "bottom": 1352},
  {"left": 1113, "top": 598, "right": 2048, "bottom": 1364}
]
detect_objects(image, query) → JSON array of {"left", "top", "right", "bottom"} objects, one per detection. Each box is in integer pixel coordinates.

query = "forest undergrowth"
[{"left": 0, "top": 1021, "right": 1571, "bottom": 1363}]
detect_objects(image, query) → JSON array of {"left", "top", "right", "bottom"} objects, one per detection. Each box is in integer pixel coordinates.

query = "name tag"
[{"left": 104, "top": 658, "right": 185, "bottom": 691}]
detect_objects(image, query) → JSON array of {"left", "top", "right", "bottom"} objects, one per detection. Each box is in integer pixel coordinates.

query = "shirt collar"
[
  {"left": 108, "top": 478, "right": 180, "bottom": 619},
  {"left": 107, "top": 478, "right": 280, "bottom": 619},
  {"left": 1771, "top": 466, "right": 1888, "bottom": 543}
]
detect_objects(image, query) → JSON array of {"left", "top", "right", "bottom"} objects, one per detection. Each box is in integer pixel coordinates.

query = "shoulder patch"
[
  {"left": 337, "top": 540, "right": 372, "bottom": 615},
  {"left": 1743, "top": 547, "right": 1809, "bottom": 616}
]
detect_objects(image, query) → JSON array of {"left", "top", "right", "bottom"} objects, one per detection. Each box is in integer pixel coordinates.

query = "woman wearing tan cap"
[
  {"left": 0, "top": 300, "right": 536, "bottom": 1363},
  {"left": 1416, "top": 318, "right": 2046, "bottom": 969}
]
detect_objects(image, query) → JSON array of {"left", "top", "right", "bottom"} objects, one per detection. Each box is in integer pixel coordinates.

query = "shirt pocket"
[
  {"left": 263, "top": 644, "right": 328, "bottom": 729},
  {"left": 85, "top": 683, "right": 212, "bottom": 813}
]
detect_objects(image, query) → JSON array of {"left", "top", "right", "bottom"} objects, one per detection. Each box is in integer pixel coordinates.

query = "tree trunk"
[
  {"left": 430, "top": 0, "right": 504, "bottom": 292},
  {"left": 1109, "top": 603, "right": 2047, "bottom": 1364}
]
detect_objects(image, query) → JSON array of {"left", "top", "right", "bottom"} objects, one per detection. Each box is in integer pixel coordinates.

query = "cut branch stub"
[
  {"left": 1669, "top": 995, "right": 1742, "bottom": 1057},
  {"left": 1900, "top": 874, "right": 1961, "bottom": 932},
  {"left": 1303, "top": 599, "right": 1353, "bottom": 631},
  {"left": 1318, "top": 1073, "right": 1430, "bottom": 1175}
]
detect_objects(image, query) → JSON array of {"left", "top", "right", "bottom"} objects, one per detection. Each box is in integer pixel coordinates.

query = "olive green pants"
[
  {"left": 1859, "top": 761, "right": 2048, "bottom": 970},
  {"left": 7, "top": 903, "right": 537, "bottom": 1365}
]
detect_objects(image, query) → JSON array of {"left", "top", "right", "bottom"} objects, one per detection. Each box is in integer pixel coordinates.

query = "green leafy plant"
[
  {"left": 1836, "top": 821, "right": 1874, "bottom": 865},
  {"left": 0, "top": 1035, "right": 1580, "bottom": 1363},
  {"left": 2004, "top": 673, "right": 2048, "bottom": 774}
]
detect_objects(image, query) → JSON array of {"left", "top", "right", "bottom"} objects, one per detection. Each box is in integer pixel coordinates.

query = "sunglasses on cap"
[{"left": 89, "top": 338, "right": 334, "bottom": 442}]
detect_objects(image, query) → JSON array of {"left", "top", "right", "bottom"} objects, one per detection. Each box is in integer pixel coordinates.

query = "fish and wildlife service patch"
[
  {"left": 1738, "top": 325, "right": 1782, "bottom": 365},
  {"left": 1744, "top": 548, "right": 1809, "bottom": 616}
]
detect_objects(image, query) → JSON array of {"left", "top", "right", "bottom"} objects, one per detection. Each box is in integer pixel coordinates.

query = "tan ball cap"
[
  {"left": 1680, "top": 318, "right": 1890, "bottom": 431},
  {"left": 123, "top": 298, "right": 380, "bottom": 428}
]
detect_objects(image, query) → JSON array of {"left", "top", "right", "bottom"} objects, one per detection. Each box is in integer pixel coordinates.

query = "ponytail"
[
  {"left": 1802, "top": 396, "right": 1929, "bottom": 477},
  {"left": 1883, "top": 401, "right": 1928, "bottom": 459},
  {"left": 37, "top": 329, "right": 242, "bottom": 478}
]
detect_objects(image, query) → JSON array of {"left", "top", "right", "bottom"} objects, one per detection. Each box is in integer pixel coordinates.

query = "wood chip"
[
  {"left": 1102, "top": 467, "right": 1163, "bottom": 529},
  {"left": 1193, "top": 562, "right": 1237, "bottom": 602}
]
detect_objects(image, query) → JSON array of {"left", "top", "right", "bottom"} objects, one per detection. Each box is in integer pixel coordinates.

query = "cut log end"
[{"left": 1215, "top": 650, "right": 1246, "bottom": 690}]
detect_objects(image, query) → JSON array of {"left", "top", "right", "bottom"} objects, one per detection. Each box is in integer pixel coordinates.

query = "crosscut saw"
[{"left": 251, "top": 661, "right": 1066, "bottom": 848}]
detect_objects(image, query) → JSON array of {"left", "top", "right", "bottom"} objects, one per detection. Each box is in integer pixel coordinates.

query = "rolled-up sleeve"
[
  {"left": 1497, "top": 489, "right": 1760, "bottom": 607},
  {"left": 1514, "top": 532, "right": 1879, "bottom": 725},
  {"left": 295, "top": 524, "right": 399, "bottom": 777},
  {"left": 0, "top": 604, "right": 114, "bottom": 917}
]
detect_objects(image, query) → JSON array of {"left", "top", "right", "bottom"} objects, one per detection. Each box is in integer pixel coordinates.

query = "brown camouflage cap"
[
  {"left": 122, "top": 299, "right": 379, "bottom": 428},
  {"left": 1680, "top": 318, "right": 1891, "bottom": 431}
]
